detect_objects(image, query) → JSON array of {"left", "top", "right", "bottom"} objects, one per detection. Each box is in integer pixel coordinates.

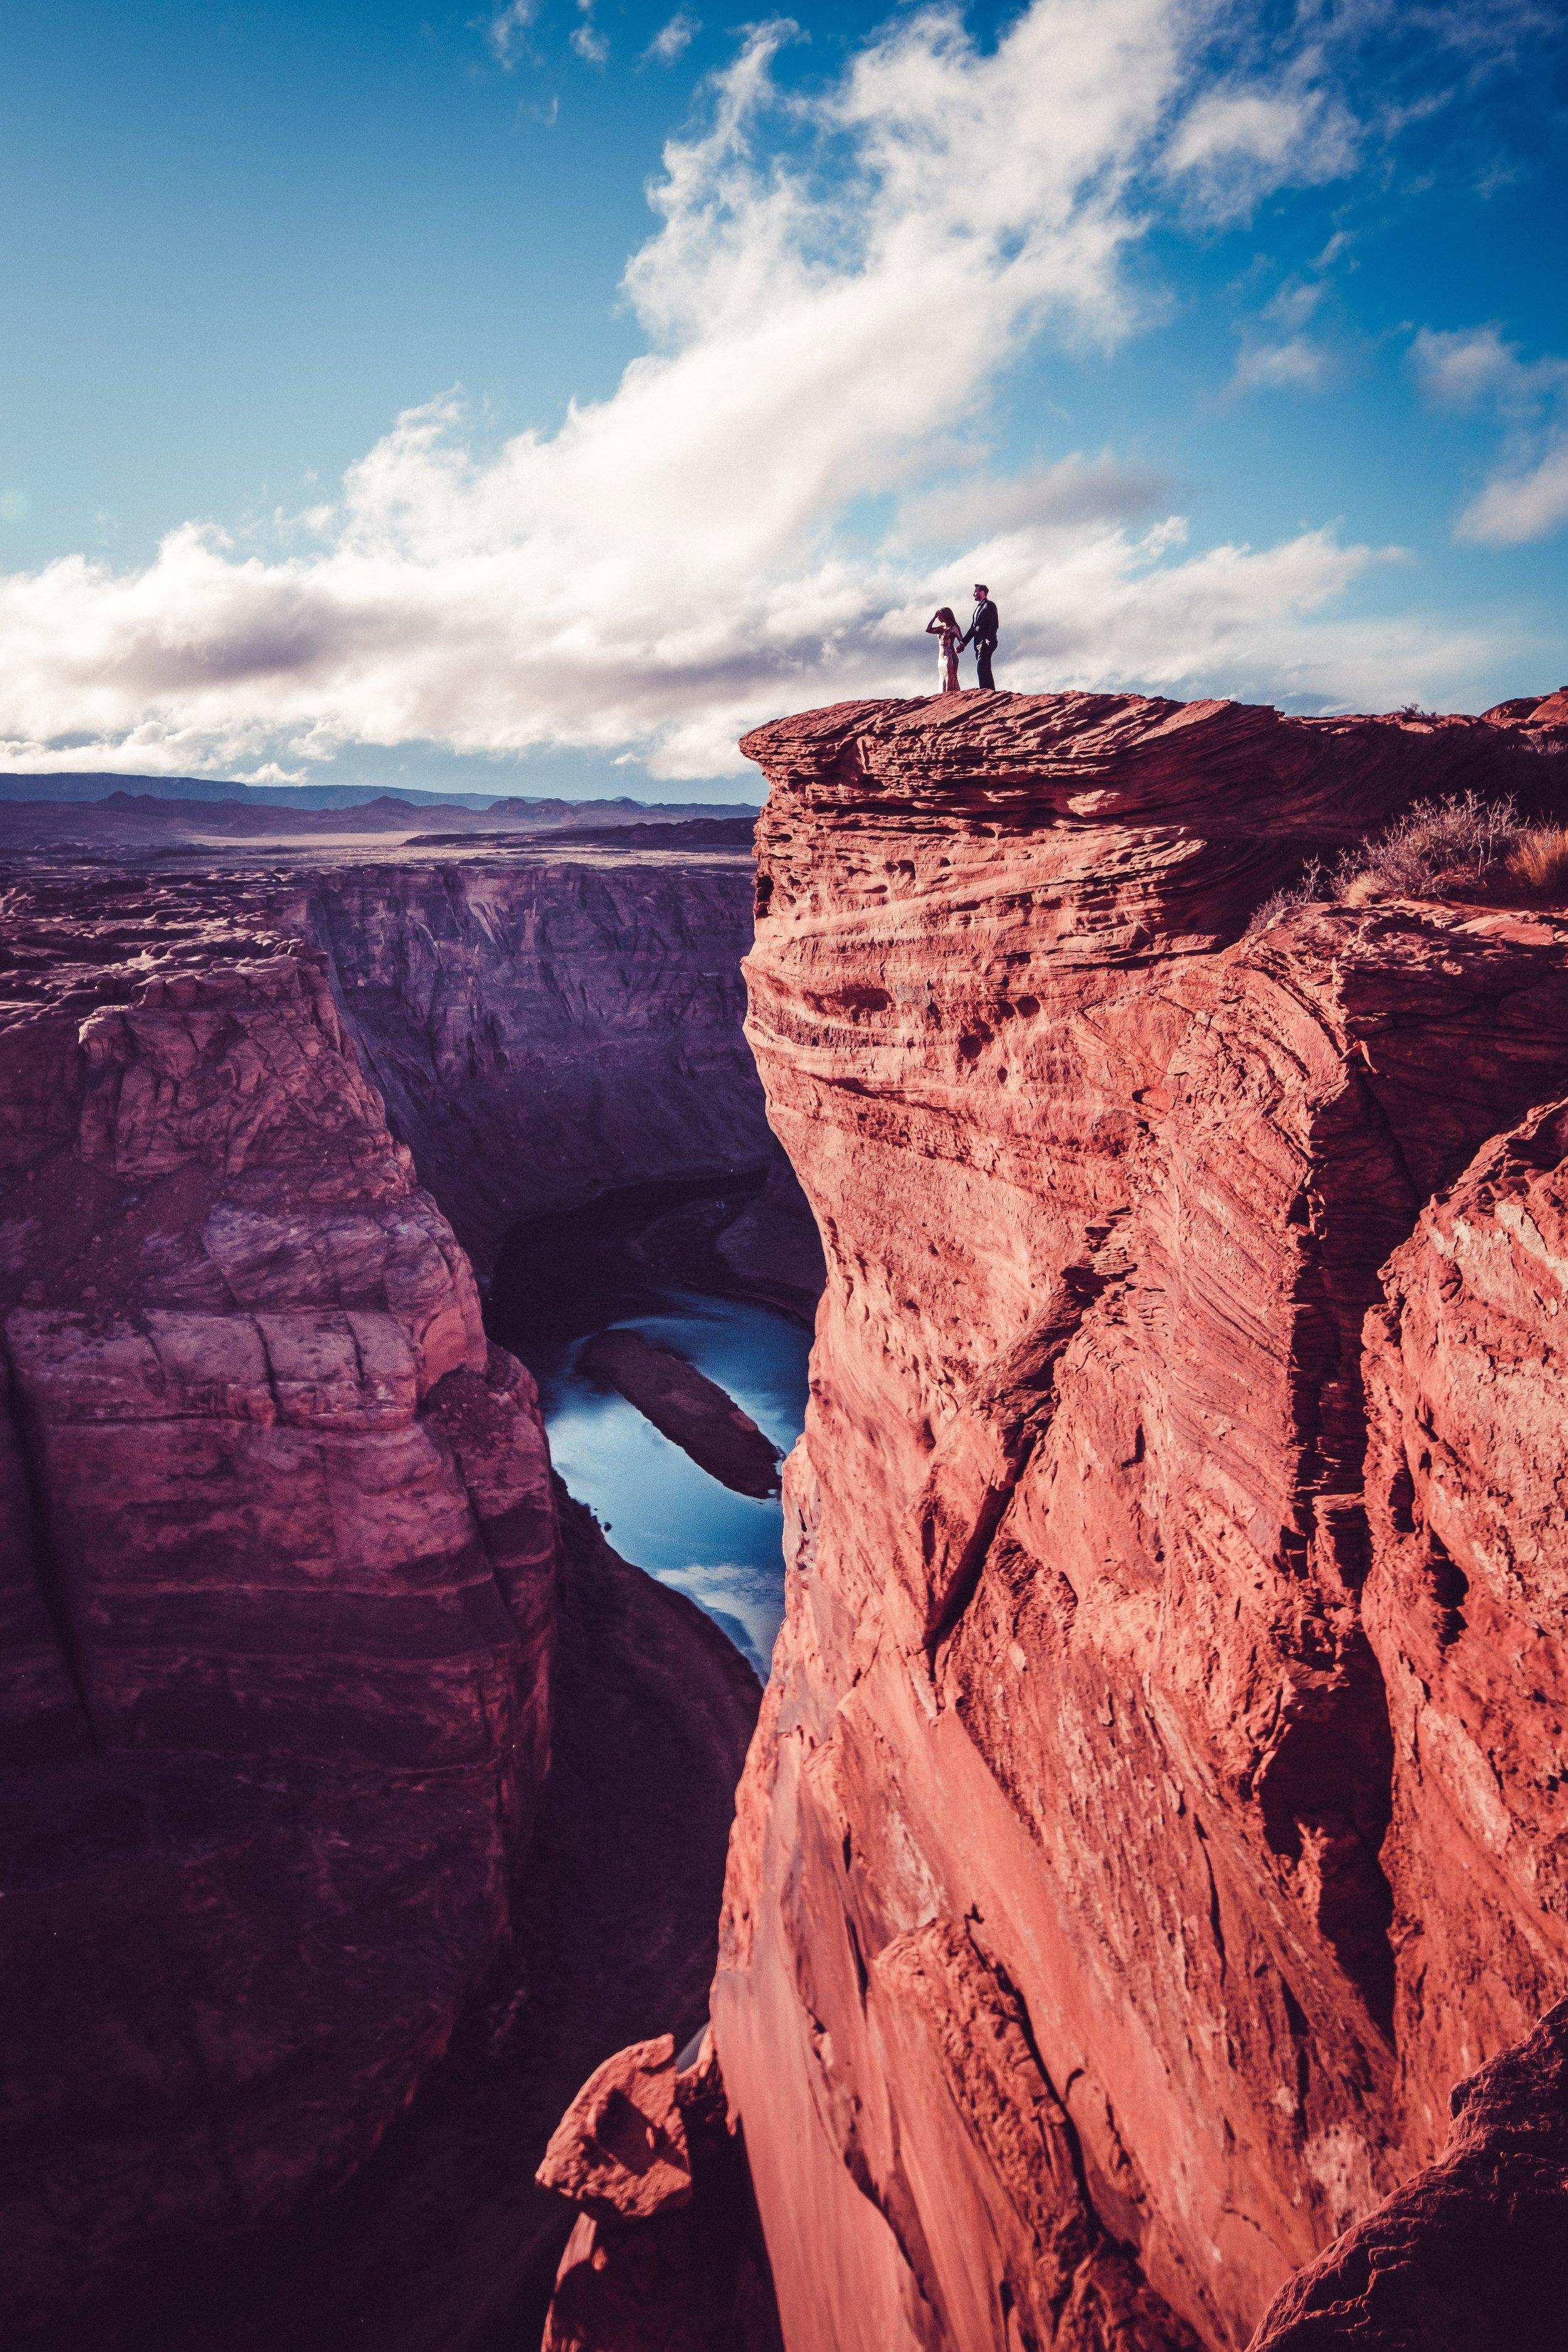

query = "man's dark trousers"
[{"left": 975, "top": 641, "right": 995, "bottom": 689}]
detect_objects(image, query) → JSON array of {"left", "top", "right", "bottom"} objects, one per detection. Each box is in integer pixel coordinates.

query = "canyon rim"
[{"left": 4, "top": 687, "right": 1568, "bottom": 2350}]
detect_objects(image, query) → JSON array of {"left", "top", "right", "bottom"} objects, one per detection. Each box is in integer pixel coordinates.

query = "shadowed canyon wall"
[
  {"left": 712, "top": 693, "right": 1568, "bottom": 2352},
  {"left": 304, "top": 853, "right": 777, "bottom": 1270},
  {"left": 0, "top": 840, "right": 772, "bottom": 2343}
]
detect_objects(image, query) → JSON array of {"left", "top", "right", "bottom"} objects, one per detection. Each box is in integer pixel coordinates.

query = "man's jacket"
[{"left": 965, "top": 598, "right": 999, "bottom": 647}]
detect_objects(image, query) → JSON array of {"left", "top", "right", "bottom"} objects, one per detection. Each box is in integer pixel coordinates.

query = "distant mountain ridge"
[{"left": 0, "top": 770, "right": 760, "bottom": 818}]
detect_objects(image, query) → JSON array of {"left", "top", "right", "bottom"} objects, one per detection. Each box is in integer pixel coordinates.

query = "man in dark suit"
[{"left": 960, "top": 583, "right": 999, "bottom": 689}]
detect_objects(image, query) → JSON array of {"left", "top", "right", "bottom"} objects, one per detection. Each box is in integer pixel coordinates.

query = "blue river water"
[{"left": 523, "top": 1288, "right": 812, "bottom": 1679}]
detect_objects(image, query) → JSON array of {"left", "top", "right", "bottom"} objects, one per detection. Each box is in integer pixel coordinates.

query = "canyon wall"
[
  {"left": 714, "top": 694, "right": 1568, "bottom": 2351},
  {"left": 0, "top": 891, "right": 558, "bottom": 2331},
  {"left": 304, "top": 850, "right": 776, "bottom": 1268},
  {"left": 0, "top": 842, "right": 771, "bottom": 2344}
]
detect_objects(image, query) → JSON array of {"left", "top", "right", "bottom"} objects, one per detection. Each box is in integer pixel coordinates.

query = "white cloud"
[
  {"left": 571, "top": 0, "right": 608, "bottom": 66},
  {"left": 899, "top": 453, "right": 1170, "bottom": 542},
  {"left": 1457, "top": 439, "right": 1568, "bottom": 546},
  {"left": 1231, "top": 335, "right": 1332, "bottom": 393},
  {"left": 1415, "top": 324, "right": 1534, "bottom": 408},
  {"left": 1164, "top": 65, "right": 1359, "bottom": 220},
  {"left": 482, "top": 0, "right": 537, "bottom": 70},
  {"left": 0, "top": 0, "right": 1539, "bottom": 782},
  {"left": 1416, "top": 326, "right": 1568, "bottom": 545},
  {"left": 645, "top": 11, "right": 699, "bottom": 65}
]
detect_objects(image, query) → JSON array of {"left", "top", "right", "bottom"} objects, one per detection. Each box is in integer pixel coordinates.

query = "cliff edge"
[{"left": 713, "top": 691, "right": 1568, "bottom": 2351}]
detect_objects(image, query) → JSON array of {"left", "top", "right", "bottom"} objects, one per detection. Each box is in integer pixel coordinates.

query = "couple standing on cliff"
[{"left": 926, "top": 584, "right": 999, "bottom": 694}]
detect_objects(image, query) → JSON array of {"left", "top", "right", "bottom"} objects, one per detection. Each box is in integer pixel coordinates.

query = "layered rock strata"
[
  {"left": 714, "top": 693, "right": 1568, "bottom": 2351},
  {"left": 99, "top": 1495, "right": 765, "bottom": 2352},
  {"left": 7, "top": 843, "right": 782, "bottom": 1278},
  {"left": 305, "top": 852, "right": 776, "bottom": 1268}
]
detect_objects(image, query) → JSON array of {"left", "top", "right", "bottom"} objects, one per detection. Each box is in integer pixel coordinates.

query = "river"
[{"left": 487, "top": 1180, "right": 814, "bottom": 1679}]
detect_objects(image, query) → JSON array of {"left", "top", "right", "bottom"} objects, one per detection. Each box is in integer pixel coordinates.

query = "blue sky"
[{"left": 1, "top": 0, "right": 1564, "bottom": 799}]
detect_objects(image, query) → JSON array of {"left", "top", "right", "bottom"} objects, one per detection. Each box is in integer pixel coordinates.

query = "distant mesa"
[{"left": 0, "top": 775, "right": 761, "bottom": 850}]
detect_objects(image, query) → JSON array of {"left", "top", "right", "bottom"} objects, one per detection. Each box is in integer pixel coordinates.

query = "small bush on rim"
[
  {"left": 1505, "top": 826, "right": 1568, "bottom": 898},
  {"left": 1248, "top": 792, "right": 1568, "bottom": 933},
  {"left": 1345, "top": 790, "right": 1523, "bottom": 898}
]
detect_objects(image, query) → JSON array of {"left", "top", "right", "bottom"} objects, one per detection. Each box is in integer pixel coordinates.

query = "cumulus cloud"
[
  {"left": 1416, "top": 324, "right": 1568, "bottom": 545},
  {"left": 0, "top": 0, "right": 1537, "bottom": 781},
  {"left": 645, "top": 11, "right": 699, "bottom": 65}
]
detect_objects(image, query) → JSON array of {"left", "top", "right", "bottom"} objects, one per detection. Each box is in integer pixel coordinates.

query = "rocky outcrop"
[
  {"left": 1358, "top": 1094, "right": 1568, "bottom": 2154},
  {"left": 1481, "top": 686, "right": 1568, "bottom": 744},
  {"left": 1250, "top": 1997, "right": 1568, "bottom": 2350},
  {"left": 538, "top": 2028, "right": 783, "bottom": 2352},
  {"left": 0, "top": 914, "right": 558, "bottom": 2331},
  {"left": 103, "top": 1494, "right": 765, "bottom": 2352},
  {"left": 714, "top": 693, "right": 1568, "bottom": 2351}
]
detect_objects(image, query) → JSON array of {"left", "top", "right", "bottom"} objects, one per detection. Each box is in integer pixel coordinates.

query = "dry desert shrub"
[
  {"left": 1346, "top": 790, "right": 1522, "bottom": 898},
  {"left": 1504, "top": 825, "right": 1568, "bottom": 898},
  {"left": 1246, "top": 861, "right": 1330, "bottom": 933},
  {"left": 1248, "top": 792, "right": 1568, "bottom": 931}
]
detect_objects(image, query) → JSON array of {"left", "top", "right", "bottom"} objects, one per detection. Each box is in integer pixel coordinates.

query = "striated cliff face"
[{"left": 714, "top": 694, "right": 1568, "bottom": 2351}]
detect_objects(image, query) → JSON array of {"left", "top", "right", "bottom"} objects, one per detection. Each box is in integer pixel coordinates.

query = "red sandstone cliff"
[
  {"left": 713, "top": 693, "right": 1568, "bottom": 2351},
  {"left": 8, "top": 844, "right": 782, "bottom": 1278},
  {"left": 0, "top": 914, "right": 556, "bottom": 2328}
]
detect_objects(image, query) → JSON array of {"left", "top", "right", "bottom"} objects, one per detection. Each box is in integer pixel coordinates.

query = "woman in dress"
[{"left": 926, "top": 606, "right": 962, "bottom": 694}]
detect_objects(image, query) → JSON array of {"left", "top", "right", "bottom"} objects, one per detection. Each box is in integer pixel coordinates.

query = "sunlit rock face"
[
  {"left": 1360, "top": 1096, "right": 1568, "bottom": 2148},
  {"left": 713, "top": 692, "right": 1568, "bottom": 2351}
]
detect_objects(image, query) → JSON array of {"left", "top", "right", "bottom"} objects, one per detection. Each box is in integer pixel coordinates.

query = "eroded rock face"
[
  {"left": 0, "top": 924, "right": 558, "bottom": 2329},
  {"left": 539, "top": 2028, "right": 783, "bottom": 2352},
  {"left": 1360, "top": 1097, "right": 1568, "bottom": 2161},
  {"left": 538, "top": 2034, "right": 694, "bottom": 2223},
  {"left": 306, "top": 854, "right": 776, "bottom": 1268},
  {"left": 714, "top": 694, "right": 1568, "bottom": 2351}
]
